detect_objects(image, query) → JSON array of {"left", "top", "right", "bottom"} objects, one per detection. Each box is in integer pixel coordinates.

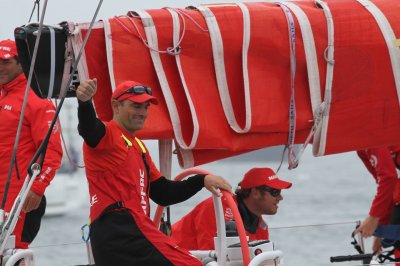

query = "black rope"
[{"left": 28, "top": 0, "right": 40, "bottom": 22}]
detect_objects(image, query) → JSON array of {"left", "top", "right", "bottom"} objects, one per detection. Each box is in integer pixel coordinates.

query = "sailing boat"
[{"left": 2, "top": 0, "right": 400, "bottom": 264}]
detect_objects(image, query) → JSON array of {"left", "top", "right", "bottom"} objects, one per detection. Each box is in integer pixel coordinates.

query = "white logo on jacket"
[
  {"left": 139, "top": 169, "right": 147, "bottom": 215},
  {"left": 90, "top": 194, "right": 98, "bottom": 206}
]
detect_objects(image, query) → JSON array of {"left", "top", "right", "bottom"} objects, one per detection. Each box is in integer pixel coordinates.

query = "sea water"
[{"left": 31, "top": 147, "right": 377, "bottom": 266}]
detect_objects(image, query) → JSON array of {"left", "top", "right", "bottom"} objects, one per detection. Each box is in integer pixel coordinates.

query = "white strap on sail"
[
  {"left": 47, "top": 27, "right": 56, "bottom": 98},
  {"left": 276, "top": 3, "right": 297, "bottom": 170},
  {"left": 236, "top": 2, "right": 252, "bottom": 133},
  {"left": 175, "top": 146, "right": 195, "bottom": 169},
  {"left": 282, "top": 1, "right": 322, "bottom": 111},
  {"left": 355, "top": 0, "right": 400, "bottom": 106},
  {"left": 313, "top": 0, "right": 334, "bottom": 157},
  {"left": 274, "top": 1, "right": 322, "bottom": 168},
  {"left": 60, "top": 22, "right": 75, "bottom": 99},
  {"left": 197, "top": 5, "right": 252, "bottom": 133},
  {"left": 103, "top": 19, "right": 117, "bottom": 92},
  {"left": 135, "top": 10, "right": 198, "bottom": 149},
  {"left": 165, "top": 8, "right": 200, "bottom": 150}
]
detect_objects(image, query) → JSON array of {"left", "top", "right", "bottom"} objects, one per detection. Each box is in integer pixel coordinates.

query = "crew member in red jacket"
[
  {"left": 76, "top": 79, "right": 232, "bottom": 266},
  {"left": 172, "top": 167, "right": 292, "bottom": 250},
  {"left": 354, "top": 147, "right": 399, "bottom": 257},
  {"left": 0, "top": 39, "right": 63, "bottom": 249}
]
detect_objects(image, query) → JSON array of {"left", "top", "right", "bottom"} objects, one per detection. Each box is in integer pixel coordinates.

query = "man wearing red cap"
[
  {"left": 0, "top": 38, "right": 62, "bottom": 252},
  {"left": 354, "top": 146, "right": 400, "bottom": 263},
  {"left": 172, "top": 167, "right": 292, "bottom": 250},
  {"left": 76, "top": 79, "right": 232, "bottom": 266}
]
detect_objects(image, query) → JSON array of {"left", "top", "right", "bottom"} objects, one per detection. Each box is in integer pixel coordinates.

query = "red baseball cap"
[
  {"left": 0, "top": 39, "right": 18, "bottom": 60},
  {"left": 240, "top": 168, "right": 292, "bottom": 190},
  {"left": 112, "top": 81, "right": 158, "bottom": 105}
]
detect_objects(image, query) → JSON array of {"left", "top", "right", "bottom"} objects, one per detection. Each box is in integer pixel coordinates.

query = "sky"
[{"left": 1, "top": 0, "right": 255, "bottom": 39}]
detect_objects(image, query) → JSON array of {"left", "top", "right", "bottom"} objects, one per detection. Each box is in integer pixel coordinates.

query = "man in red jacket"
[
  {"left": 172, "top": 167, "right": 292, "bottom": 250},
  {"left": 76, "top": 79, "right": 232, "bottom": 266},
  {"left": 0, "top": 39, "right": 63, "bottom": 250},
  {"left": 354, "top": 146, "right": 400, "bottom": 262}
]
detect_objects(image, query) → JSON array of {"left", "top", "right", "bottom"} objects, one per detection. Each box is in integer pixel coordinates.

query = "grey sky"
[{"left": 1, "top": 0, "right": 254, "bottom": 39}]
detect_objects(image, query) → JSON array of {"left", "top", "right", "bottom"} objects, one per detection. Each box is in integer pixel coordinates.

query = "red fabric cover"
[
  {"left": 324, "top": 0, "right": 400, "bottom": 154},
  {"left": 77, "top": 0, "right": 400, "bottom": 167}
]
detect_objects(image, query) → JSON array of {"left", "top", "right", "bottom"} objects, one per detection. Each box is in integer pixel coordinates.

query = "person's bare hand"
[
  {"left": 353, "top": 215, "right": 380, "bottom": 238},
  {"left": 76, "top": 79, "right": 97, "bottom": 102},
  {"left": 22, "top": 190, "right": 42, "bottom": 213},
  {"left": 204, "top": 175, "right": 232, "bottom": 197}
]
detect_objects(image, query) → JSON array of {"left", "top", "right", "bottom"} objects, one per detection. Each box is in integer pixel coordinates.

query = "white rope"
[{"left": 115, "top": 12, "right": 183, "bottom": 56}]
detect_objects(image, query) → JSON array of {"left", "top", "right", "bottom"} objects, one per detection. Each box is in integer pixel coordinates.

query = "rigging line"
[
  {"left": 168, "top": 7, "right": 209, "bottom": 32},
  {"left": 28, "top": 0, "right": 40, "bottom": 23},
  {"left": 352, "top": 263, "right": 397, "bottom": 266},
  {"left": 30, "top": 241, "right": 84, "bottom": 249},
  {"left": 1, "top": 0, "right": 50, "bottom": 211},
  {"left": 269, "top": 220, "right": 358, "bottom": 230},
  {"left": 59, "top": 123, "right": 85, "bottom": 169},
  {"left": 54, "top": 100, "right": 85, "bottom": 169},
  {"left": 27, "top": 0, "right": 103, "bottom": 177}
]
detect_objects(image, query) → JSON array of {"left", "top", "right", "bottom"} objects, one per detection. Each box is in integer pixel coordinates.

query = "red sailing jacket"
[
  {"left": 83, "top": 120, "right": 162, "bottom": 221},
  {"left": 357, "top": 147, "right": 398, "bottom": 225},
  {"left": 84, "top": 120, "right": 202, "bottom": 266},
  {"left": 0, "top": 74, "right": 62, "bottom": 208},
  {"left": 172, "top": 196, "right": 269, "bottom": 250}
]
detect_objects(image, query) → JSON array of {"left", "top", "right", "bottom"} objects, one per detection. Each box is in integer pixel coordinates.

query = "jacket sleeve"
[
  {"left": 149, "top": 174, "right": 206, "bottom": 205},
  {"left": 77, "top": 100, "right": 105, "bottom": 147},
  {"left": 29, "top": 99, "right": 63, "bottom": 196},
  {"left": 363, "top": 148, "right": 397, "bottom": 224}
]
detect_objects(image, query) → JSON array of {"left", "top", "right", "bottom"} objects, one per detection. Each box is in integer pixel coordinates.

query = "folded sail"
[{"left": 27, "top": 0, "right": 400, "bottom": 167}]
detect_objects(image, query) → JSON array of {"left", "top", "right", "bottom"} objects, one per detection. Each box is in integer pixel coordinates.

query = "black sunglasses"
[
  {"left": 114, "top": 85, "right": 153, "bottom": 100},
  {"left": 258, "top": 186, "right": 281, "bottom": 197}
]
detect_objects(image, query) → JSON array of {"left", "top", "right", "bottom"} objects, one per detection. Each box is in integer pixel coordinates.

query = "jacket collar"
[
  {"left": 237, "top": 196, "right": 260, "bottom": 234},
  {"left": 1, "top": 73, "right": 26, "bottom": 95}
]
